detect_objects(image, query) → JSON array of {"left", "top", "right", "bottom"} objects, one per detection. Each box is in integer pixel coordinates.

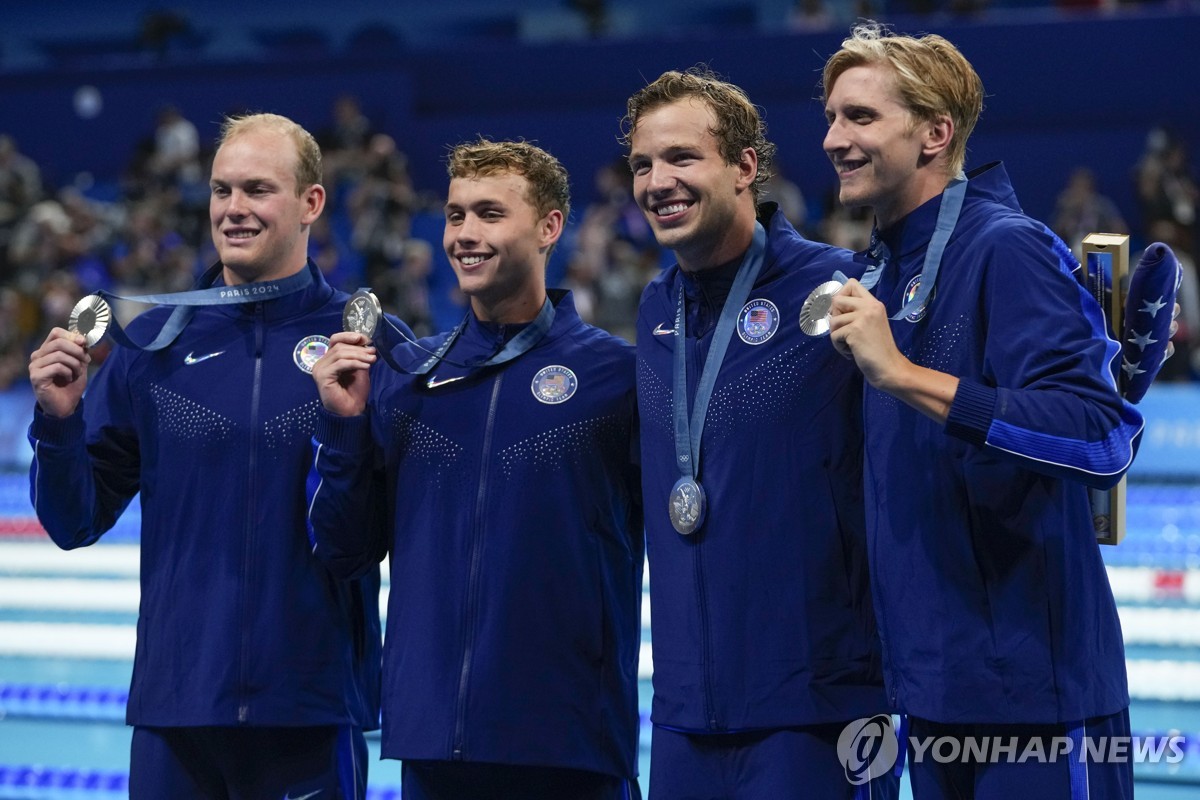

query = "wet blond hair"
[
  {"left": 822, "top": 23, "right": 984, "bottom": 177},
  {"left": 620, "top": 66, "right": 776, "bottom": 200}
]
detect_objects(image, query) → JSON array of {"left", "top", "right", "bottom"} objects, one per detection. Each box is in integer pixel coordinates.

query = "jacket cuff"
[
  {"left": 314, "top": 406, "right": 372, "bottom": 454},
  {"left": 944, "top": 379, "right": 996, "bottom": 447},
  {"left": 29, "top": 404, "right": 86, "bottom": 447}
]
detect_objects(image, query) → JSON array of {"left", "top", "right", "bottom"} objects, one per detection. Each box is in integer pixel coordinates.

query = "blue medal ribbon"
[
  {"left": 372, "top": 296, "right": 555, "bottom": 384},
  {"left": 671, "top": 223, "right": 767, "bottom": 531},
  {"left": 839, "top": 175, "right": 967, "bottom": 320},
  {"left": 97, "top": 261, "right": 314, "bottom": 351}
]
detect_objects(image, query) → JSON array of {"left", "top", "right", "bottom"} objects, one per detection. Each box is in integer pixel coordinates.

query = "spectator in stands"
[
  {"left": 1135, "top": 126, "right": 1198, "bottom": 256},
  {"left": 1052, "top": 166, "right": 1128, "bottom": 257},
  {"left": 567, "top": 158, "right": 660, "bottom": 337},
  {"left": 373, "top": 236, "right": 433, "bottom": 337},
  {"left": 320, "top": 94, "right": 376, "bottom": 193},
  {"left": 149, "top": 105, "right": 202, "bottom": 189},
  {"left": 0, "top": 286, "right": 29, "bottom": 389},
  {"left": 0, "top": 134, "right": 43, "bottom": 276},
  {"left": 761, "top": 159, "right": 809, "bottom": 234},
  {"left": 350, "top": 133, "right": 417, "bottom": 288}
]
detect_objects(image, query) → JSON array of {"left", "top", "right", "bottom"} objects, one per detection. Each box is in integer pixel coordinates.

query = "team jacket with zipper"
[
  {"left": 29, "top": 261, "right": 383, "bottom": 729},
  {"left": 308, "top": 290, "right": 643, "bottom": 779},
  {"left": 636, "top": 205, "right": 888, "bottom": 733},
  {"left": 862, "top": 162, "right": 1143, "bottom": 724}
]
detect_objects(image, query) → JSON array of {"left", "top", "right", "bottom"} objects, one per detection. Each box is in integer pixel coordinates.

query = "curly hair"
[
  {"left": 620, "top": 66, "right": 776, "bottom": 200},
  {"left": 822, "top": 23, "right": 984, "bottom": 177},
  {"left": 446, "top": 138, "right": 571, "bottom": 223},
  {"left": 217, "top": 113, "right": 322, "bottom": 194}
]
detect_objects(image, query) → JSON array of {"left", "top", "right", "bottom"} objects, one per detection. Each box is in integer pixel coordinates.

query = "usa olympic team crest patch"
[
  {"left": 293, "top": 335, "right": 331, "bottom": 374},
  {"left": 901, "top": 276, "right": 935, "bottom": 323},
  {"left": 737, "top": 299, "right": 779, "bottom": 345},
  {"left": 531, "top": 365, "right": 578, "bottom": 404}
]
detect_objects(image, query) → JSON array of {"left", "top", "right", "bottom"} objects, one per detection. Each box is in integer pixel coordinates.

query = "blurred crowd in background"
[{"left": 0, "top": 93, "right": 1197, "bottom": 392}]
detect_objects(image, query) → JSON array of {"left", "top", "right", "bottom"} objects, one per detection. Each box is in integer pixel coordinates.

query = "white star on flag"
[
  {"left": 1121, "top": 358, "right": 1146, "bottom": 378},
  {"left": 1139, "top": 296, "right": 1168, "bottom": 317},
  {"left": 1127, "top": 329, "right": 1158, "bottom": 350}
]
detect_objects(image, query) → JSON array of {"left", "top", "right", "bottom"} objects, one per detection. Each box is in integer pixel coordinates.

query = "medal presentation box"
[{"left": 1082, "top": 233, "right": 1129, "bottom": 546}]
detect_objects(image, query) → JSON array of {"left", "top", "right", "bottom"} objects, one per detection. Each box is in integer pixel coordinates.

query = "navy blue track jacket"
[
  {"left": 307, "top": 290, "right": 644, "bottom": 779},
  {"left": 29, "top": 261, "right": 382, "bottom": 729},
  {"left": 863, "top": 163, "right": 1144, "bottom": 723},
  {"left": 636, "top": 205, "right": 888, "bottom": 733}
]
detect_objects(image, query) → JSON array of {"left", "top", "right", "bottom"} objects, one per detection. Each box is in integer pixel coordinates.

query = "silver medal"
[
  {"left": 799, "top": 280, "right": 845, "bottom": 337},
  {"left": 668, "top": 477, "right": 706, "bottom": 535},
  {"left": 343, "top": 289, "right": 382, "bottom": 339},
  {"left": 67, "top": 295, "right": 111, "bottom": 347}
]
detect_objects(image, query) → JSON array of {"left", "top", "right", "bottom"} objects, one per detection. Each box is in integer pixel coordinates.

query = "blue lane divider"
[
  {"left": 0, "top": 764, "right": 410, "bottom": 799},
  {"left": 0, "top": 765, "right": 128, "bottom": 798},
  {"left": 0, "top": 683, "right": 128, "bottom": 721}
]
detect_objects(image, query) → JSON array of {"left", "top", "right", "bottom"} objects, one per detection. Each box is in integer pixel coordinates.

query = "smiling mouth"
[
  {"left": 458, "top": 254, "right": 489, "bottom": 267},
  {"left": 651, "top": 200, "right": 692, "bottom": 220},
  {"left": 225, "top": 230, "right": 259, "bottom": 240},
  {"left": 837, "top": 160, "right": 867, "bottom": 175}
]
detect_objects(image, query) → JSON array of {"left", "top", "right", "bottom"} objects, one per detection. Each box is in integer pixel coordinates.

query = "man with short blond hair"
[{"left": 28, "top": 112, "right": 382, "bottom": 798}]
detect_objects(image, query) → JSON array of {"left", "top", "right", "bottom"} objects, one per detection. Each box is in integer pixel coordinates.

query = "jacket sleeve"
[
  {"left": 943, "top": 222, "right": 1144, "bottom": 490},
  {"left": 306, "top": 406, "right": 389, "bottom": 579},
  {"left": 27, "top": 355, "right": 141, "bottom": 550}
]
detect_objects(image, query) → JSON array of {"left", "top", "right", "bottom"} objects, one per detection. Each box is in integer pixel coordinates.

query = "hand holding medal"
[
  {"left": 342, "top": 289, "right": 382, "bottom": 340},
  {"left": 799, "top": 279, "right": 846, "bottom": 337},
  {"left": 27, "top": 294, "right": 113, "bottom": 418},
  {"left": 67, "top": 295, "right": 112, "bottom": 347}
]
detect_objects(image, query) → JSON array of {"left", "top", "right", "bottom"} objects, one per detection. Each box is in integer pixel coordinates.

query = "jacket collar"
[{"left": 214, "top": 259, "right": 334, "bottom": 323}]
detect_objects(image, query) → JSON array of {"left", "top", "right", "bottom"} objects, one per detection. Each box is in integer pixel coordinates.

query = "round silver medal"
[
  {"left": 343, "top": 289, "right": 382, "bottom": 339},
  {"left": 669, "top": 477, "right": 706, "bottom": 535},
  {"left": 67, "top": 295, "right": 111, "bottom": 347},
  {"left": 799, "top": 280, "right": 845, "bottom": 337}
]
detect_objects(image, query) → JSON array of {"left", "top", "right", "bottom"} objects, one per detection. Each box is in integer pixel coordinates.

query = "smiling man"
[
  {"left": 27, "top": 113, "right": 383, "bottom": 799},
  {"left": 823, "top": 24, "right": 1144, "bottom": 799},
  {"left": 622, "top": 68, "right": 895, "bottom": 799},
  {"left": 307, "top": 138, "right": 644, "bottom": 800}
]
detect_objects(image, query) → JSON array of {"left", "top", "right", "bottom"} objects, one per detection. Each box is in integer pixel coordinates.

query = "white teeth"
[
  {"left": 460, "top": 255, "right": 486, "bottom": 266},
  {"left": 228, "top": 230, "right": 256, "bottom": 239},
  {"left": 656, "top": 203, "right": 688, "bottom": 216}
]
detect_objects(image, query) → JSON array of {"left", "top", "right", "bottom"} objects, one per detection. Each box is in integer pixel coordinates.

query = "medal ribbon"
[
  {"left": 97, "top": 261, "right": 314, "bottom": 351},
  {"left": 837, "top": 174, "right": 967, "bottom": 320},
  {"left": 378, "top": 296, "right": 556, "bottom": 380},
  {"left": 672, "top": 222, "right": 767, "bottom": 483}
]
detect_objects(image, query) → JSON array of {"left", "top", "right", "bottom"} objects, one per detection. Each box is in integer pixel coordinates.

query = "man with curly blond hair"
[{"left": 309, "top": 138, "right": 644, "bottom": 799}]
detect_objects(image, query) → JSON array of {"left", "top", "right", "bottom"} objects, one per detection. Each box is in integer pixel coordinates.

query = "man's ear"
[
  {"left": 922, "top": 114, "right": 954, "bottom": 161},
  {"left": 734, "top": 147, "right": 758, "bottom": 193},
  {"left": 539, "top": 208, "right": 565, "bottom": 250},
  {"left": 301, "top": 183, "right": 327, "bottom": 226}
]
